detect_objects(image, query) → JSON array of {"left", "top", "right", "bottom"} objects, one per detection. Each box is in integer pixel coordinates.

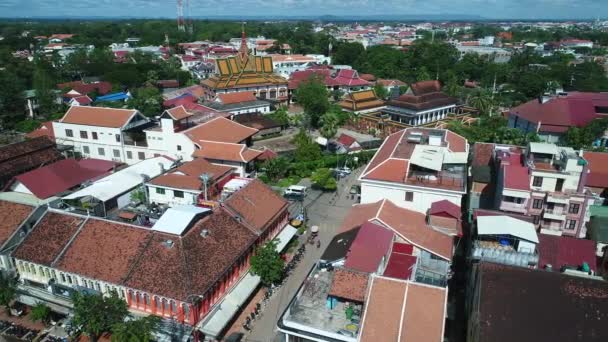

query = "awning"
[
  {"left": 274, "top": 225, "right": 298, "bottom": 252},
  {"left": 198, "top": 272, "right": 261, "bottom": 338},
  {"left": 198, "top": 225, "right": 296, "bottom": 338}
]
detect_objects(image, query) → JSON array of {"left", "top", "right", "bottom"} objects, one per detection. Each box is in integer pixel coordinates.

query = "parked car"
[
  {"left": 333, "top": 167, "right": 352, "bottom": 178},
  {"left": 284, "top": 185, "right": 307, "bottom": 199},
  {"left": 349, "top": 184, "right": 361, "bottom": 195}
]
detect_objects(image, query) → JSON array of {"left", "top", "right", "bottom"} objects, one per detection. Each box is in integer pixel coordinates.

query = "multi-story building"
[
  {"left": 53, "top": 106, "right": 262, "bottom": 176},
  {"left": 382, "top": 80, "right": 458, "bottom": 126},
  {"left": 146, "top": 158, "right": 235, "bottom": 206},
  {"left": 493, "top": 142, "right": 595, "bottom": 238},
  {"left": 359, "top": 127, "right": 468, "bottom": 213},
  {"left": 278, "top": 198, "right": 452, "bottom": 342},
  {"left": 9, "top": 179, "right": 292, "bottom": 341}
]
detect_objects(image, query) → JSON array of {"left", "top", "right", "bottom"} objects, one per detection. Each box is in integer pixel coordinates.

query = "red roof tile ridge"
[
  {"left": 361, "top": 157, "right": 391, "bottom": 178},
  {"left": 49, "top": 213, "right": 90, "bottom": 267},
  {"left": 389, "top": 129, "right": 408, "bottom": 158}
]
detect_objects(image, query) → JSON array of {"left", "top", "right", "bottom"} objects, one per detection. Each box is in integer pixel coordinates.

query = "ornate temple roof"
[{"left": 201, "top": 27, "right": 287, "bottom": 90}]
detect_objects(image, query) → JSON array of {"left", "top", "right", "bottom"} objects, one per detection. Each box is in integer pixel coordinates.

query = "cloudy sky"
[{"left": 1, "top": 0, "right": 607, "bottom": 19}]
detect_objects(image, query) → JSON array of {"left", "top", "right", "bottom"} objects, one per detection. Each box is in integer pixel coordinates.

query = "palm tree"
[
  {"left": 0, "top": 273, "right": 16, "bottom": 315},
  {"left": 467, "top": 88, "right": 495, "bottom": 116},
  {"left": 319, "top": 112, "right": 339, "bottom": 140}
]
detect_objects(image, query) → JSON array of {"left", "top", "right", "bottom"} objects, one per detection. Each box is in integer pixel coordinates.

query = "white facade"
[
  {"left": 147, "top": 184, "right": 200, "bottom": 207},
  {"left": 360, "top": 180, "right": 463, "bottom": 214},
  {"left": 383, "top": 104, "right": 455, "bottom": 126}
]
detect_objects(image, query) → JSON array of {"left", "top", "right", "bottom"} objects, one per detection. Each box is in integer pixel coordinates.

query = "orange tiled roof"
[
  {"left": 59, "top": 106, "right": 138, "bottom": 128},
  {"left": 328, "top": 268, "right": 369, "bottom": 302},
  {"left": 217, "top": 92, "right": 257, "bottom": 105},
  {"left": 0, "top": 201, "right": 34, "bottom": 248},
  {"left": 148, "top": 158, "right": 234, "bottom": 191},
  {"left": 360, "top": 276, "right": 447, "bottom": 342},
  {"left": 224, "top": 179, "right": 288, "bottom": 234},
  {"left": 339, "top": 199, "right": 454, "bottom": 260},
  {"left": 184, "top": 117, "right": 258, "bottom": 144},
  {"left": 192, "top": 141, "right": 262, "bottom": 163},
  {"left": 164, "top": 106, "right": 193, "bottom": 121}
]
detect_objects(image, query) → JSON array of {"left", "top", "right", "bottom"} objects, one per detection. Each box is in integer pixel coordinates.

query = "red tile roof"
[
  {"left": 164, "top": 106, "right": 193, "bottom": 121},
  {"left": 537, "top": 234, "right": 597, "bottom": 271},
  {"left": 288, "top": 67, "right": 371, "bottom": 89},
  {"left": 360, "top": 277, "right": 447, "bottom": 342},
  {"left": 256, "top": 148, "right": 278, "bottom": 161},
  {"left": 149, "top": 158, "right": 234, "bottom": 191},
  {"left": 336, "top": 133, "right": 356, "bottom": 147},
  {"left": 56, "top": 219, "right": 152, "bottom": 284},
  {"left": 124, "top": 210, "right": 256, "bottom": 301},
  {"left": 383, "top": 243, "right": 417, "bottom": 280},
  {"left": 429, "top": 200, "right": 461, "bottom": 219},
  {"left": 502, "top": 158, "right": 530, "bottom": 191},
  {"left": 0, "top": 137, "right": 63, "bottom": 186},
  {"left": 339, "top": 200, "right": 454, "bottom": 260},
  {"left": 217, "top": 92, "right": 257, "bottom": 105},
  {"left": 57, "top": 81, "right": 112, "bottom": 96},
  {"left": 13, "top": 212, "right": 83, "bottom": 266},
  {"left": 344, "top": 221, "right": 394, "bottom": 273},
  {"left": 377, "top": 79, "right": 407, "bottom": 87},
  {"left": 0, "top": 201, "right": 34, "bottom": 248},
  {"left": 328, "top": 268, "right": 369, "bottom": 302},
  {"left": 583, "top": 151, "right": 608, "bottom": 188},
  {"left": 163, "top": 94, "right": 198, "bottom": 108},
  {"left": 59, "top": 106, "right": 138, "bottom": 128},
  {"left": 192, "top": 141, "right": 262, "bottom": 163},
  {"left": 12, "top": 159, "right": 113, "bottom": 199},
  {"left": 472, "top": 142, "right": 495, "bottom": 167},
  {"left": 184, "top": 117, "right": 258, "bottom": 144},
  {"left": 224, "top": 179, "right": 288, "bottom": 234},
  {"left": 71, "top": 95, "right": 92, "bottom": 105},
  {"left": 26, "top": 121, "right": 55, "bottom": 140},
  {"left": 510, "top": 92, "right": 608, "bottom": 131}
]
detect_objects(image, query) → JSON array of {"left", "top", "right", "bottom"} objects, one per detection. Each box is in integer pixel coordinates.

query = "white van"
[{"left": 284, "top": 185, "right": 307, "bottom": 199}]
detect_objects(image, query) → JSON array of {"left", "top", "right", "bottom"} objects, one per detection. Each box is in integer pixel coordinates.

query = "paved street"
[{"left": 243, "top": 168, "right": 363, "bottom": 342}]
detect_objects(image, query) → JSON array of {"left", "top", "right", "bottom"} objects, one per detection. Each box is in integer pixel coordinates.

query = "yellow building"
[{"left": 201, "top": 28, "right": 288, "bottom": 101}]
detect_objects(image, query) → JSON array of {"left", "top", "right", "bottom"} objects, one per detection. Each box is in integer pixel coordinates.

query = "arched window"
[
  {"left": 170, "top": 300, "right": 177, "bottom": 314},
  {"left": 38, "top": 266, "right": 44, "bottom": 276},
  {"left": 144, "top": 294, "right": 150, "bottom": 307},
  {"left": 137, "top": 292, "right": 143, "bottom": 306},
  {"left": 162, "top": 298, "right": 169, "bottom": 312},
  {"left": 155, "top": 296, "right": 162, "bottom": 311},
  {"left": 182, "top": 304, "right": 190, "bottom": 318}
]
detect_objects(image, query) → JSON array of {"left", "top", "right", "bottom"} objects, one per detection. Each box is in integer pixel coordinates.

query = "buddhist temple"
[
  {"left": 201, "top": 25, "right": 288, "bottom": 101},
  {"left": 382, "top": 80, "right": 458, "bottom": 126},
  {"left": 339, "top": 90, "right": 385, "bottom": 114}
]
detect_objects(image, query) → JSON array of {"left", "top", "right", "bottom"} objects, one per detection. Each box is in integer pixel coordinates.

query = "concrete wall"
[
  {"left": 360, "top": 180, "right": 463, "bottom": 214},
  {"left": 147, "top": 185, "right": 199, "bottom": 206}
]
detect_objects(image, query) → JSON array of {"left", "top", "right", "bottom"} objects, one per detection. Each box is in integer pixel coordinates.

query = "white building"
[
  {"left": 269, "top": 54, "right": 331, "bottom": 78},
  {"left": 359, "top": 128, "right": 468, "bottom": 214},
  {"left": 204, "top": 92, "right": 271, "bottom": 115},
  {"left": 146, "top": 158, "right": 235, "bottom": 206},
  {"left": 53, "top": 106, "right": 260, "bottom": 174}
]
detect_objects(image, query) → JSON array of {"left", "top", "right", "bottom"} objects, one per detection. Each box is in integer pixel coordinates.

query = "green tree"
[
  {"left": 0, "top": 273, "right": 16, "bottom": 314},
  {"left": 416, "top": 67, "right": 432, "bottom": 82},
  {"left": 373, "top": 83, "right": 389, "bottom": 100},
  {"left": 262, "top": 157, "right": 289, "bottom": 182},
  {"left": 127, "top": 87, "right": 163, "bottom": 117},
  {"left": 293, "top": 129, "right": 321, "bottom": 162},
  {"left": 250, "top": 240, "right": 284, "bottom": 286},
  {"left": 311, "top": 168, "right": 337, "bottom": 191},
  {"left": 332, "top": 42, "right": 365, "bottom": 66},
  {"left": 295, "top": 77, "right": 329, "bottom": 128},
  {"left": 71, "top": 291, "right": 129, "bottom": 342},
  {"left": 0, "top": 70, "right": 26, "bottom": 128},
  {"left": 30, "top": 302, "right": 51, "bottom": 325},
  {"left": 268, "top": 108, "right": 289, "bottom": 127},
  {"left": 467, "top": 88, "right": 495, "bottom": 116},
  {"left": 319, "top": 112, "right": 339, "bottom": 140},
  {"left": 111, "top": 316, "right": 161, "bottom": 342}
]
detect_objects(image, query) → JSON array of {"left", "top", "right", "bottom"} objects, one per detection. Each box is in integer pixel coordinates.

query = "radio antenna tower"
[
  {"left": 186, "top": 0, "right": 193, "bottom": 34},
  {"left": 177, "top": 0, "right": 185, "bottom": 32}
]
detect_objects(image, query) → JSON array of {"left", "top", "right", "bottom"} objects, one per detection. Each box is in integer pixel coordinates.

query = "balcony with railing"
[
  {"left": 499, "top": 199, "right": 528, "bottom": 214},
  {"left": 406, "top": 171, "right": 465, "bottom": 192},
  {"left": 543, "top": 208, "right": 566, "bottom": 221}
]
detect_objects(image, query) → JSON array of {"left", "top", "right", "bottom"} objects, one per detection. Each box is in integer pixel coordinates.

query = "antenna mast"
[{"left": 177, "top": 0, "right": 185, "bottom": 32}]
